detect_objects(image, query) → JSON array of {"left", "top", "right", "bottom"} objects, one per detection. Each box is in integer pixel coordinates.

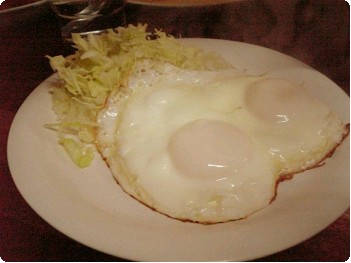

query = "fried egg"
[{"left": 96, "top": 59, "right": 349, "bottom": 224}]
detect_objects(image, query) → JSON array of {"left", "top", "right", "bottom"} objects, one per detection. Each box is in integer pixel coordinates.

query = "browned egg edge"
[
  {"left": 272, "top": 122, "right": 350, "bottom": 201},
  {"left": 95, "top": 123, "right": 350, "bottom": 225}
]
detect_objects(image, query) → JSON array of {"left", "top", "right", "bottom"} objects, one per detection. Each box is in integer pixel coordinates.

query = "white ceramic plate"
[{"left": 7, "top": 39, "right": 350, "bottom": 261}]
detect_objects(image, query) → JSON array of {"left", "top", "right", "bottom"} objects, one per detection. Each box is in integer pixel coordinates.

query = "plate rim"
[{"left": 0, "top": 0, "right": 48, "bottom": 15}]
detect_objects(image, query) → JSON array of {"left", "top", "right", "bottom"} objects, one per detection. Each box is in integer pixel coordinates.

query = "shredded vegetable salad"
[{"left": 46, "top": 24, "right": 232, "bottom": 167}]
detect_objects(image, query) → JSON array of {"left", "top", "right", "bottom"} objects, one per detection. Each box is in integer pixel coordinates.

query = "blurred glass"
[{"left": 50, "top": 0, "right": 125, "bottom": 41}]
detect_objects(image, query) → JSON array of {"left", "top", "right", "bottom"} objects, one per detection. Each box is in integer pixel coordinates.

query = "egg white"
[{"left": 96, "top": 59, "right": 349, "bottom": 223}]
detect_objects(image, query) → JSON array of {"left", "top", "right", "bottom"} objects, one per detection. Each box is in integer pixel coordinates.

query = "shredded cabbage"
[
  {"left": 46, "top": 24, "right": 232, "bottom": 168},
  {"left": 59, "top": 138, "right": 94, "bottom": 168}
]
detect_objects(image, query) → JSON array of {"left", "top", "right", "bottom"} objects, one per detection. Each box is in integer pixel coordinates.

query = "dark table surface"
[{"left": 0, "top": 0, "right": 349, "bottom": 261}]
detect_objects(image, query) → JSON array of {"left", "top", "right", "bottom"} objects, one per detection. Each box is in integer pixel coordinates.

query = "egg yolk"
[
  {"left": 246, "top": 79, "right": 310, "bottom": 124},
  {"left": 168, "top": 119, "right": 253, "bottom": 180}
]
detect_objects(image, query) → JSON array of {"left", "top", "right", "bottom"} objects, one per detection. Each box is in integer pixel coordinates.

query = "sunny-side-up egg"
[{"left": 96, "top": 59, "right": 349, "bottom": 224}]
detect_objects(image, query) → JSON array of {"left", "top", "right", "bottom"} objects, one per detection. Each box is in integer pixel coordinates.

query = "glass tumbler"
[{"left": 50, "top": 0, "right": 125, "bottom": 41}]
